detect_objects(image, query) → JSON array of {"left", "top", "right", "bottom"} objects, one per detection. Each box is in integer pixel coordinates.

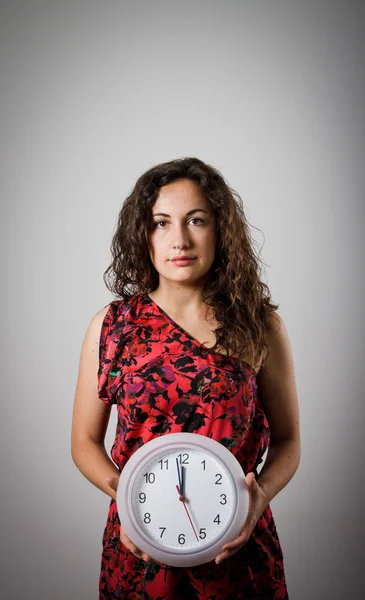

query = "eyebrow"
[{"left": 152, "top": 208, "right": 209, "bottom": 217}]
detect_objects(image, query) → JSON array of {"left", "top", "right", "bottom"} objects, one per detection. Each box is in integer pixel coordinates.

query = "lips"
[
  {"left": 171, "top": 257, "right": 196, "bottom": 265},
  {"left": 171, "top": 256, "right": 196, "bottom": 261}
]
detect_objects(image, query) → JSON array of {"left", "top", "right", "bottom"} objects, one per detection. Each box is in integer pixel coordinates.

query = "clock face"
[
  {"left": 117, "top": 433, "right": 249, "bottom": 567},
  {"left": 131, "top": 445, "right": 237, "bottom": 552}
]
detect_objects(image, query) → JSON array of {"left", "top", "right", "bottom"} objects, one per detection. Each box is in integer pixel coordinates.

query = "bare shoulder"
[
  {"left": 95, "top": 303, "right": 111, "bottom": 323},
  {"left": 251, "top": 312, "right": 281, "bottom": 374},
  {"left": 261, "top": 311, "right": 292, "bottom": 372},
  {"left": 79, "top": 303, "right": 113, "bottom": 382},
  {"left": 80, "top": 305, "right": 112, "bottom": 353}
]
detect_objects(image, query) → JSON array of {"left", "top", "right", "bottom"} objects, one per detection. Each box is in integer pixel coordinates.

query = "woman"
[{"left": 71, "top": 157, "right": 300, "bottom": 599}]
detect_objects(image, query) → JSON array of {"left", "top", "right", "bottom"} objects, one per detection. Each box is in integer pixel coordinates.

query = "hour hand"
[{"left": 181, "top": 465, "right": 185, "bottom": 498}]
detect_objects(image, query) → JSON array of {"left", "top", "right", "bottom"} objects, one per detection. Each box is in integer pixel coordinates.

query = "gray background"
[{"left": 1, "top": 1, "right": 364, "bottom": 598}]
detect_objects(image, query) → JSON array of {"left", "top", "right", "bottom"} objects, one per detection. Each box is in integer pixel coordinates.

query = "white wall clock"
[{"left": 116, "top": 432, "right": 249, "bottom": 567}]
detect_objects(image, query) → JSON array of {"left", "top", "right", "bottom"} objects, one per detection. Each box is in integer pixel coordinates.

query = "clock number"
[
  {"left": 177, "top": 453, "right": 189, "bottom": 465},
  {"left": 199, "top": 528, "right": 206, "bottom": 539},
  {"left": 213, "top": 514, "right": 221, "bottom": 525},
  {"left": 201, "top": 460, "right": 206, "bottom": 470},
  {"left": 139, "top": 492, "right": 146, "bottom": 503},
  {"left": 178, "top": 533, "right": 186, "bottom": 545},
  {"left": 143, "top": 512, "right": 151, "bottom": 524},
  {"left": 215, "top": 473, "right": 222, "bottom": 485},
  {"left": 159, "top": 527, "right": 166, "bottom": 538},
  {"left": 158, "top": 459, "right": 169, "bottom": 470},
  {"left": 220, "top": 494, "right": 227, "bottom": 505},
  {"left": 143, "top": 472, "right": 155, "bottom": 484}
]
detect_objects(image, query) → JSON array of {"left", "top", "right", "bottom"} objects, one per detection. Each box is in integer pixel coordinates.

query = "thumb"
[
  {"left": 106, "top": 476, "right": 119, "bottom": 491},
  {"left": 245, "top": 472, "right": 256, "bottom": 488}
]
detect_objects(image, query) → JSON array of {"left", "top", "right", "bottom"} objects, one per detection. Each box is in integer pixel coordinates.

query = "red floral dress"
[{"left": 97, "top": 292, "right": 289, "bottom": 599}]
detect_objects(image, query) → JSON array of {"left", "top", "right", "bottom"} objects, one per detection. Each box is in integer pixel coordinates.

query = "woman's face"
[{"left": 147, "top": 178, "right": 217, "bottom": 287}]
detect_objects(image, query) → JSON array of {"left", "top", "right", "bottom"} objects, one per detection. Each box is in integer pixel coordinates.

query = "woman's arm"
[
  {"left": 72, "top": 438, "right": 119, "bottom": 500},
  {"left": 255, "top": 312, "right": 301, "bottom": 505},
  {"left": 71, "top": 307, "right": 120, "bottom": 500}
]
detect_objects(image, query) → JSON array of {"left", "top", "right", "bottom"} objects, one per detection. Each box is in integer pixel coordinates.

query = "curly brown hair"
[{"left": 103, "top": 157, "right": 280, "bottom": 371}]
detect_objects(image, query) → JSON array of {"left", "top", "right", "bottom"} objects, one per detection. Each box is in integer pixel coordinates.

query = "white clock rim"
[{"left": 116, "top": 433, "right": 249, "bottom": 567}]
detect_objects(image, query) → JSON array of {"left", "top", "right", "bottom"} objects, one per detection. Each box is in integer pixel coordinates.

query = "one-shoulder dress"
[{"left": 97, "top": 292, "right": 288, "bottom": 599}]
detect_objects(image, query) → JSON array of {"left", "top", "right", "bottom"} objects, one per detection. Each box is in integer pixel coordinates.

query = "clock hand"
[
  {"left": 181, "top": 465, "right": 185, "bottom": 498},
  {"left": 175, "top": 484, "right": 199, "bottom": 542},
  {"left": 175, "top": 457, "right": 183, "bottom": 500}
]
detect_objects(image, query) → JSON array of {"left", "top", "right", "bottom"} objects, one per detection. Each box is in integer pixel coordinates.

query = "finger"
[
  {"left": 119, "top": 534, "right": 142, "bottom": 556},
  {"left": 126, "top": 541, "right": 142, "bottom": 555},
  {"left": 246, "top": 472, "right": 256, "bottom": 486},
  {"left": 119, "top": 526, "right": 156, "bottom": 562},
  {"left": 142, "top": 553, "right": 157, "bottom": 563},
  {"left": 132, "top": 549, "right": 155, "bottom": 562},
  {"left": 222, "top": 535, "right": 247, "bottom": 552},
  {"left": 122, "top": 539, "right": 152, "bottom": 561},
  {"left": 129, "top": 546, "right": 144, "bottom": 559},
  {"left": 215, "top": 551, "right": 230, "bottom": 564}
]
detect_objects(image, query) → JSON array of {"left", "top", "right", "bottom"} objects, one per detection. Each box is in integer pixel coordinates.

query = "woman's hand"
[
  {"left": 215, "top": 471, "right": 269, "bottom": 564},
  {"left": 106, "top": 476, "right": 157, "bottom": 563}
]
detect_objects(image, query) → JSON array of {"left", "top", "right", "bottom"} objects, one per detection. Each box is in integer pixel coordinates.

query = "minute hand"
[
  {"left": 175, "top": 457, "right": 183, "bottom": 499},
  {"left": 175, "top": 484, "right": 199, "bottom": 542}
]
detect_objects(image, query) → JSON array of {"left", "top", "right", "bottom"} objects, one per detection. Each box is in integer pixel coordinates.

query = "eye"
[
  {"left": 153, "top": 218, "right": 205, "bottom": 229},
  {"left": 189, "top": 218, "right": 204, "bottom": 225}
]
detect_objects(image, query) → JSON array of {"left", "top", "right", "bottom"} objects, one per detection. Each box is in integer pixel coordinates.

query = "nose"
[{"left": 172, "top": 224, "right": 191, "bottom": 250}]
